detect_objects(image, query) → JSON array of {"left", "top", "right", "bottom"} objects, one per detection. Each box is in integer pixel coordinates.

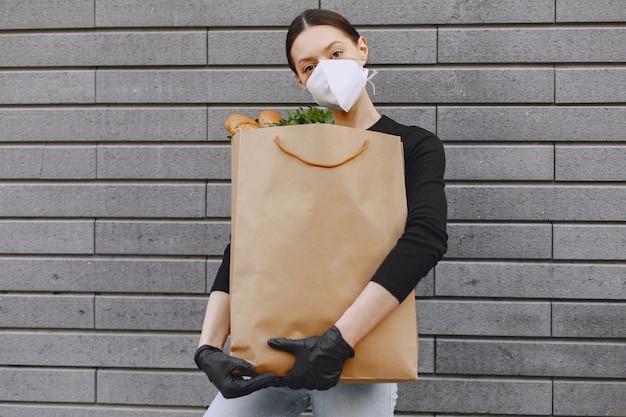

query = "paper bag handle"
[{"left": 274, "top": 136, "right": 369, "bottom": 168}]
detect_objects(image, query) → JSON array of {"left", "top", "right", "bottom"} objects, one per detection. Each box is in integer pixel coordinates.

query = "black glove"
[
  {"left": 194, "top": 345, "right": 278, "bottom": 399},
  {"left": 268, "top": 326, "right": 355, "bottom": 390}
]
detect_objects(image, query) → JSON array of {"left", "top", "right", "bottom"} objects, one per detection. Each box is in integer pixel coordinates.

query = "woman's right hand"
[{"left": 194, "top": 345, "right": 279, "bottom": 398}]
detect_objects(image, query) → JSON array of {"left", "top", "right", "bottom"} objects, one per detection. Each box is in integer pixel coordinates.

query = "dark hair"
[{"left": 286, "top": 9, "right": 360, "bottom": 73}]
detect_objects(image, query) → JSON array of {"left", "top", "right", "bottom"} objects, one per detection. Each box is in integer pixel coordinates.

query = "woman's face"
[{"left": 290, "top": 25, "right": 368, "bottom": 88}]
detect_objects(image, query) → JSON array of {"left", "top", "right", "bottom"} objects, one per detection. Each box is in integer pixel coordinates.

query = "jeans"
[{"left": 203, "top": 383, "right": 398, "bottom": 417}]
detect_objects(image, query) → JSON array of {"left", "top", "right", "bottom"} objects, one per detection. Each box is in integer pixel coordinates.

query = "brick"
[
  {"left": 437, "top": 339, "right": 626, "bottom": 378},
  {"left": 1, "top": 332, "right": 197, "bottom": 368},
  {"left": 416, "top": 270, "right": 434, "bottom": 297},
  {"left": 0, "top": 0, "right": 94, "bottom": 29},
  {"left": 554, "top": 381, "right": 626, "bottom": 416},
  {"left": 557, "top": 68, "right": 626, "bottom": 103},
  {"left": 436, "top": 261, "right": 626, "bottom": 299},
  {"left": 97, "top": 370, "right": 215, "bottom": 406},
  {"left": 0, "top": 184, "right": 205, "bottom": 218},
  {"left": 418, "top": 337, "right": 434, "bottom": 373},
  {"left": 439, "top": 28, "right": 626, "bottom": 63},
  {"left": 0, "top": 406, "right": 201, "bottom": 417},
  {"left": 557, "top": 0, "right": 626, "bottom": 22},
  {"left": 555, "top": 145, "right": 626, "bottom": 181},
  {"left": 209, "top": 69, "right": 308, "bottom": 104},
  {"left": 0, "top": 295, "right": 93, "bottom": 329},
  {"left": 416, "top": 300, "right": 550, "bottom": 337},
  {"left": 0, "top": 258, "right": 206, "bottom": 293},
  {"left": 446, "top": 223, "right": 552, "bottom": 259},
  {"left": 208, "top": 107, "right": 437, "bottom": 141},
  {"left": 96, "top": 0, "right": 211, "bottom": 27},
  {"left": 206, "top": 184, "right": 231, "bottom": 218},
  {"left": 553, "top": 302, "right": 626, "bottom": 338},
  {"left": 0, "top": 220, "right": 93, "bottom": 254},
  {"left": 0, "top": 146, "right": 95, "bottom": 179},
  {"left": 97, "top": 145, "right": 230, "bottom": 180},
  {"left": 209, "top": 0, "right": 317, "bottom": 26},
  {"left": 0, "top": 108, "right": 206, "bottom": 142},
  {"left": 0, "top": 32, "right": 206, "bottom": 67},
  {"left": 209, "top": 29, "right": 437, "bottom": 65},
  {"left": 0, "top": 368, "right": 94, "bottom": 402},
  {"left": 437, "top": 106, "right": 626, "bottom": 142},
  {"left": 373, "top": 68, "right": 553, "bottom": 104},
  {"left": 447, "top": 185, "right": 626, "bottom": 221},
  {"left": 445, "top": 145, "right": 553, "bottom": 181},
  {"left": 95, "top": 221, "right": 230, "bottom": 256},
  {"left": 324, "top": 0, "right": 554, "bottom": 24},
  {"left": 0, "top": 71, "right": 94, "bottom": 104},
  {"left": 96, "top": 296, "right": 206, "bottom": 331},
  {"left": 97, "top": 70, "right": 209, "bottom": 103},
  {"left": 554, "top": 224, "right": 626, "bottom": 260},
  {"left": 396, "top": 376, "right": 552, "bottom": 414}
]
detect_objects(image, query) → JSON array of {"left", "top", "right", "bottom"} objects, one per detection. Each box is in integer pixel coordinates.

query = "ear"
[
  {"left": 357, "top": 36, "right": 368, "bottom": 62},
  {"left": 293, "top": 72, "right": 306, "bottom": 89}
]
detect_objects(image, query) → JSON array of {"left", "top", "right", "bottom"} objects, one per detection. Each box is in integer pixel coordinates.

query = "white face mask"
[{"left": 305, "top": 60, "right": 374, "bottom": 112}]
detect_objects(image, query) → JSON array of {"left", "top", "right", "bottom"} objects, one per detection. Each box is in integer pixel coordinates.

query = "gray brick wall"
[{"left": 0, "top": 1, "right": 624, "bottom": 416}]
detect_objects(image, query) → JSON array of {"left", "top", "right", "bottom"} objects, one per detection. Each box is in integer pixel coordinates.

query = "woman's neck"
[{"left": 332, "top": 93, "right": 381, "bottom": 130}]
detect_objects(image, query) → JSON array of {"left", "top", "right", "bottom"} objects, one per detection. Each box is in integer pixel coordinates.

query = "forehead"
[{"left": 290, "top": 25, "right": 354, "bottom": 61}]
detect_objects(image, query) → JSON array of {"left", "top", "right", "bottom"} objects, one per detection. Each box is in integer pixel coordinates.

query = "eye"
[
  {"left": 331, "top": 50, "right": 343, "bottom": 58},
  {"left": 302, "top": 64, "right": 316, "bottom": 74}
]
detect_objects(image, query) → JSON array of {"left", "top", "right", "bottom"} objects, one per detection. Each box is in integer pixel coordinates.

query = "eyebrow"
[{"left": 298, "top": 41, "right": 344, "bottom": 67}]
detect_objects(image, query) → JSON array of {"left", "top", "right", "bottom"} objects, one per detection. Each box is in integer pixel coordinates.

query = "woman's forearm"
[
  {"left": 198, "top": 291, "right": 231, "bottom": 349},
  {"left": 334, "top": 281, "right": 400, "bottom": 348}
]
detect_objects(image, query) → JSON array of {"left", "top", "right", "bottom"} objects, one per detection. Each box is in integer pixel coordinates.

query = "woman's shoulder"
[{"left": 370, "top": 115, "right": 441, "bottom": 149}]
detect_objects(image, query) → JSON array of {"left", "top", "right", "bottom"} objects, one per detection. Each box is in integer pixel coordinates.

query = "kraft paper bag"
[{"left": 229, "top": 123, "right": 418, "bottom": 382}]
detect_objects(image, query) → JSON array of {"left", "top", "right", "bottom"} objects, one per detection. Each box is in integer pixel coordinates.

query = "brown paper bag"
[{"left": 229, "top": 123, "right": 417, "bottom": 382}]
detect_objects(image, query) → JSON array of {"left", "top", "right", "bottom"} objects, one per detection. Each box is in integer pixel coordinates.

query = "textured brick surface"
[
  {"left": 0, "top": 108, "right": 207, "bottom": 142},
  {"left": 0, "top": 295, "right": 93, "bottom": 329},
  {"left": 557, "top": 0, "right": 626, "bottom": 22},
  {"left": 95, "top": 221, "right": 230, "bottom": 255},
  {"left": 555, "top": 145, "right": 626, "bottom": 181},
  {"left": 0, "top": 32, "right": 207, "bottom": 67},
  {"left": 0, "top": 184, "right": 205, "bottom": 218},
  {"left": 97, "top": 145, "right": 230, "bottom": 180},
  {"left": 1, "top": 332, "right": 197, "bottom": 368},
  {"left": 0, "top": 258, "right": 207, "bottom": 293},
  {"left": 0, "top": 368, "right": 95, "bottom": 402},
  {"left": 437, "top": 339, "right": 626, "bottom": 378},
  {"left": 96, "top": 296, "right": 206, "bottom": 330},
  {"left": 0, "top": 0, "right": 94, "bottom": 29},
  {"left": 0, "top": 146, "right": 95, "bottom": 179},
  {"left": 97, "top": 371, "right": 213, "bottom": 406},
  {"left": 396, "top": 376, "right": 552, "bottom": 414},
  {"left": 439, "top": 28, "right": 626, "bottom": 63},
  {"left": 553, "top": 381, "right": 626, "bottom": 416},
  {"left": 0, "top": 221, "right": 94, "bottom": 254},
  {"left": 209, "top": 0, "right": 317, "bottom": 26},
  {"left": 438, "top": 106, "right": 626, "bottom": 141},
  {"left": 325, "top": 0, "right": 555, "bottom": 24},
  {"left": 0, "top": 407, "right": 202, "bottom": 417},
  {"left": 436, "top": 261, "right": 626, "bottom": 299},
  {"left": 554, "top": 224, "right": 626, "bottom": 260},
  {"left": 416, "top": 300, "right": 550, "bottom": 337},
  {"left": 446, "top": 223, "right": 552, "bottom": 259},
  {"left": 0, "top": 71, "right": 94, "bottom": 104},
  {"left": 556, "top": 68, "right": 626, "bottom": 103},
  {"left": 447, "top": 185, "right": 626, "bottom": 221},
  {"left": 553, "top": 302, "right": 626, "bottom": 338}
]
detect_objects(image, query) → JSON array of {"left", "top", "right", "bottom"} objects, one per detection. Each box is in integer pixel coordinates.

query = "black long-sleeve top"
[{"left": 210, "top": 115, "right": 448, "bottom": 302}]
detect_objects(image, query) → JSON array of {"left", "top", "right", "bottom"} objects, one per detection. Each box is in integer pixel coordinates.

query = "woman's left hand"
[{"left": 268, "top": 326, "right": 354, "bottom": 390}]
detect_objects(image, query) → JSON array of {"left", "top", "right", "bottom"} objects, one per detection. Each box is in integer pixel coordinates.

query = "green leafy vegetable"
[{"left": 273, "top": 106, "right": 334, "bottom": 126}]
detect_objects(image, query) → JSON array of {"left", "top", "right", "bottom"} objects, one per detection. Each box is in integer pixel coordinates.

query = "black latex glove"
[
  {"left": 268, "top": 326, "right": 355, "bottom": 390},
  {"left": 194, "top": 345, "right": 278, "bottom": 399}
]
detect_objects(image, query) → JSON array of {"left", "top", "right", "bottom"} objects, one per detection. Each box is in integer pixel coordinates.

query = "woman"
[{"left": 195, "top": 9, "right": 448, "bottom": 416}]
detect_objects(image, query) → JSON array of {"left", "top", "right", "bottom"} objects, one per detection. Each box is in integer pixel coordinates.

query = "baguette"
[{"left": 224, "top": 114, "right": 261, "bottom": 136}]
